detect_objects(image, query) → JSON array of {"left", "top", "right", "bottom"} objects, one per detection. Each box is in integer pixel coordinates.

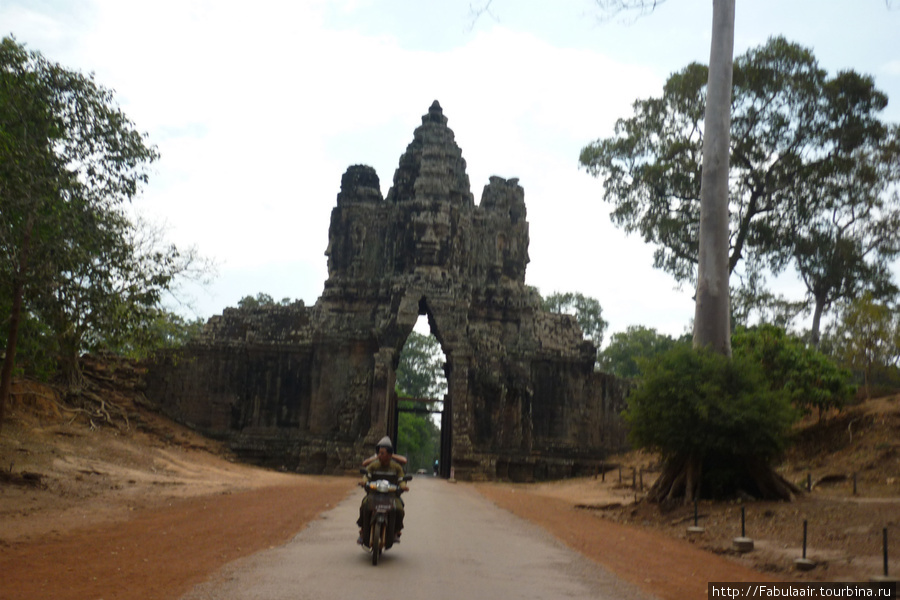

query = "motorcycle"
[{"left": 359, "top": 468, "right": 411, "bottom": 566}]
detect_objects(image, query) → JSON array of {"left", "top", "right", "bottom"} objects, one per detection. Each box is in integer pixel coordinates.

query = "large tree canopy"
[
  {"left": 783, "top": 111, "right": 900, "bottom": 345},
  {"left": 580, "top": 37, "right": 900, "bottom": 341},
  {"left": 1, "top": 36, "right": 204, "bottom": 430}
]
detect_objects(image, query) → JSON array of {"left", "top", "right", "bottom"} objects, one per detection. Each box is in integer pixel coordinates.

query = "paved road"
[{"left": 181, "top": 477, "right": 654, "bottom": 600}]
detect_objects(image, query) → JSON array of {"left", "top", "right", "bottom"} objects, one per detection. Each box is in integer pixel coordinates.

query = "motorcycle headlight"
[{"left": 375, "top": 480, "right": 391, "bottom": 493}]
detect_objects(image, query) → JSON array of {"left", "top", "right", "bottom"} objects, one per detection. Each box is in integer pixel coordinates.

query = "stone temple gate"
[{"left": 147, "top": 101, "right": 628, "bottom": 481}]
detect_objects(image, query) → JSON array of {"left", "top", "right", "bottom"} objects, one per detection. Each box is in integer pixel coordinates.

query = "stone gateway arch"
[{"left": 147, "top": 102, "right": 628, "bottom": 481}]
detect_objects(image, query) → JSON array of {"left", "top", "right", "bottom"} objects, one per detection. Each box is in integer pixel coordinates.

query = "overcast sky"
[{"left": 3, "top": 0, "right": 899, "bottom": 342}]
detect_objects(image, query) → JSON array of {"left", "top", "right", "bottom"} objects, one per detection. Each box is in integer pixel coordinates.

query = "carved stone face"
[{"left": 410, "top": 203, "right": 451, "bottom": 267}]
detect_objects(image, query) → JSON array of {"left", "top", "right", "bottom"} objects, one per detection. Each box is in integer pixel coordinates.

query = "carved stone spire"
[{"left": 385, "top": 101, "right": 473, "bottom": 207}]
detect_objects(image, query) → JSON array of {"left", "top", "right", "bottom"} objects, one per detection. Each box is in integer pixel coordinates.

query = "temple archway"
[
  {"left": 389, "top": 297, "right": 450, "bottom": 477},
  {"left": 148, "top": 102, "right": 629, "bottom": 481}
]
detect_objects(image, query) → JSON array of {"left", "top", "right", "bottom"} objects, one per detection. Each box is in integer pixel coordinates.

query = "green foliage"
[
  {"left": 783, "top": 114, "right": 900, "bottom": 345},
  {"left": 46, "top": 216, "right": 208, "bottom": 376},
  {"left": 541, "top": 291, "right": 608, "bottom": 349},
  {"left": 395, "top": 331, "right": 446, "bottom": 399},
  {"left": 100, "top": 308, "right": 205, "bottom": 360},
  {"left": 732, "top": 325, "right": 855, "bottom": 416},
  {"left": 623, "top": 345, "right": 797, "bottom": 494},
  {"left": 236, "top": 293, "right": 299, "bottom": 309},
  {"left": 598, "top": 326, "right": 687, "bottom": 379},
  {"left": 0, "top": 304, "right": 57, "bottom": 380},
  {"left": 0, "top": 36, "right": 210, "bottom": 393},
  {"left": 395, "top": 329, "right": 444, "bottom": 472},
  {"left": 397, "top": 409, "right": 440, "bottom": 473},
  {"left": 730, "top": 264, "right": 808, "bottom": 331},
  {"left": 580, "top": 36, "right": 900, "bottom": 338},
  {"left": 237, "top": 293, "right": 276, "bottom": 309},
  {"left": 827, "top": 293, "right": 900, "bottom": 398}
]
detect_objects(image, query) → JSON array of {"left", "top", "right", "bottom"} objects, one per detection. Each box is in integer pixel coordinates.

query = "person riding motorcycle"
[{"left": 357, "top": 436, "right": 408, "bottom": 545}]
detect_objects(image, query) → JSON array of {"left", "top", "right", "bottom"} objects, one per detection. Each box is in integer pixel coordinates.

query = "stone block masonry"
[{"left": 147, "top": 101, "right": 629, "bottom": 481}]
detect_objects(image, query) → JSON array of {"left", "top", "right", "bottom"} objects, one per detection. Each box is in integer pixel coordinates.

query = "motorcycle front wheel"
[{"left": 371, "top": 521, "right": 382, "bottom": 566}]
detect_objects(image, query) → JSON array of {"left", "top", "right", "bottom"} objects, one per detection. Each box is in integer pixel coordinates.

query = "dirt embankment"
[{"left": 1, "top": 377, "right": 898, "bottom": 600}]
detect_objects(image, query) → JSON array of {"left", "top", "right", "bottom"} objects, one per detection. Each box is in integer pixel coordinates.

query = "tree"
[
  {"left": 541, "top": 291, "right": 608, "bottom": 351},
  {"left": 395, "top": 330, "right": 445, "bottom": 472},
  {"left": 396, "top": 331, "right": 446, "bottom": 400},
  {"left": 0, "top": 37, "right": 209, "bottom": 431},
  {"left": 1, "top": 36, "right": 156, "bottom": 428},
  {"left": 784, "top": 116, "right": 900, "bottom": 346},
  {"left": 828, "top": 293, "right": 900, "bottom": 399},
  {"left": 475, "top": 0, "right": 736, "bottom": 353},
  {"left": 693, "top": 0, "right": 735, "bottom": 355},
  {"left": 598, "top": 325, "right": 686, "bottom": 379},
  {"left": 581, "top": 37, "right": 900, "bottom": 342},
  {"left": 37, "top": 212, "right": 208, "bottom": 383},
  {"left": 624, "top": 344, "right": 798, "bottom": 501},
  {"left": 100, "top": 308, "right": 206, "bottom": 360},
  {"left": 1, "top": 37, "right": 61, "bottom": 429},
  {"left": 397, "top": 409, "right": 440, "bottom": 473},
  {"left": 85, "top": 216, "right": 212, "bottom": 359}
]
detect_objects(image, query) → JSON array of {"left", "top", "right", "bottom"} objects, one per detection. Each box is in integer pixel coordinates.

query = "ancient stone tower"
[{"left": 147, "top": 101, "right": 627, "bottom": 481}]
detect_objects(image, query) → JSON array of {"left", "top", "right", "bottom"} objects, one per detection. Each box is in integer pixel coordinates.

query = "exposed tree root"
[
  {"left": 58, "top": 354, "right": 148, "bottom": 430},
  {"left": 646, "top": 452, "right": 802, "bottom": 503}
]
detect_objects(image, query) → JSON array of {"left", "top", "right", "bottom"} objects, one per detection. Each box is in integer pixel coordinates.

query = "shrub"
[
  {"left": 624, "top": 345, "right": 798, "bottom": 498},
  {"left": 733, "top": 324, "right": 855, "bottom": 416}
]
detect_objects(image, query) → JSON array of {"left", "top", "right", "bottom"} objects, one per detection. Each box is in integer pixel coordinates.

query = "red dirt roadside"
[
  {"left": 4, "top": 386, "right": 896, "bottom": 600},
  {"left": 0, "top": 479, "right": 353, "bottom": 600},
  {"left": 1, "top": 474, "right": 780, "bottom": 600},
  {"left": 476, "top": 485, "right": 780, "bottom": 600}
]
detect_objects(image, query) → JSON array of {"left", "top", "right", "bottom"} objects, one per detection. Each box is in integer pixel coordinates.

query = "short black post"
[
  {"left": 732, "top": 505, "right": 754, "bottom": 552},
  {"left": 807, "top": 473, "right": 812, "bottom": 492},
  {"left": 884, "top": 527, "right": 889, "bottom": 577},
  {"left": 803, "top": 520, "right": 808, "bottom": 559},
  {"left": 794, "top": 519, "right": 815, "bottom": 570},
  {"left": 632, "top": 468, "right": 636, "bottom": 490},
  {"left": 853, "top": 472, "right": 858, "bottom": 495},
  {"left": 618, "top": 467, "right": 622, "bottom": 483},
  {"left": 687, "top": 495, "right": 705, "bottom": 535},
  {"left": 601, "top": 469, "right": 605, "bottom": 483},
  {"left": 639, "top": 468, "right": 644, "bottom": 491}
]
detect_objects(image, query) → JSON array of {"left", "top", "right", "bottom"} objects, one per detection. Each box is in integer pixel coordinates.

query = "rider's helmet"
[{"left": 375, "top": 436, "right": 394, "bottom": 454}]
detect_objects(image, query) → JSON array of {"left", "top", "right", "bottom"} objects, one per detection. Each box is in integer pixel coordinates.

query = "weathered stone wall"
[{"left": 147, "top": 101, "right": 629, "bottom": 480}]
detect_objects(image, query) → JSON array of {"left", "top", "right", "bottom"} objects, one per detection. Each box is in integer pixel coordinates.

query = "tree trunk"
[
  {"left": 0, "top": 220, "right": 32, "bottom": 435},
  {"left": 809, "top": 297, "right": 825, "bottom": 348},
  {"left": 743, "top": 456, "right": 802, "bottom": 501},
  {"left": 647, "top": 453, "right": 702, "bottom": 503},
  {"left": 647, "top": 452, "right": 801, "bottom": 502},
  {"left": 693, "top": 0, "right": 735, "bottom": 357},
  {"left": 649, "top": 0, "right": 740, "bottom": 504},
  {"left": 58, "top": 331, "right": 85, "bottom": 391},
  {"left": 863, "top": 363, "right": 872, "bottom": 400},
  {"left": 0, "top": 280, "right": 24, "bottom": 435}
]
